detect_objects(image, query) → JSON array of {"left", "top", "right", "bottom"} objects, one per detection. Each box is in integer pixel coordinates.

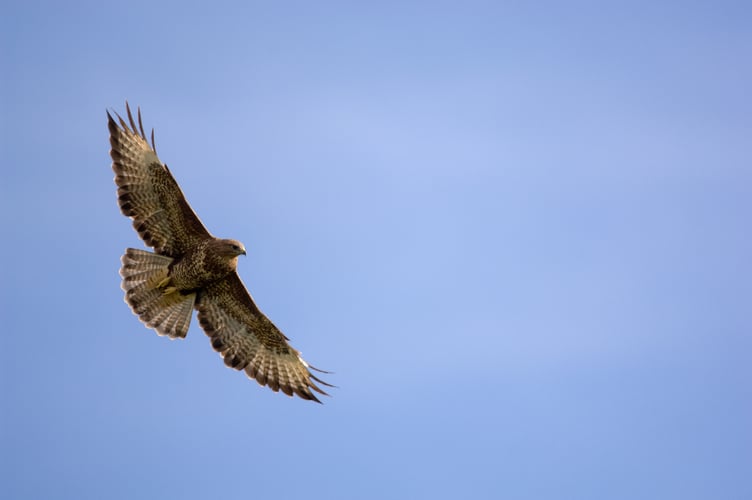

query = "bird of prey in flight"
[{"left": 108, "top": 103, "right": 331, "bottom": 402}]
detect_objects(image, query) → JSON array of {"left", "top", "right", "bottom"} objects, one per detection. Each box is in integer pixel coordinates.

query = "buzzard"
[{"left": 108, "top": 103, "right": 331, "bottom": 402}]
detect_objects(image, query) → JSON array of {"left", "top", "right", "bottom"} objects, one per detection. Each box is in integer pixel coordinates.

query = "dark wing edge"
[
  {"left": 108, "top": 102, "right": 212, "bottom": 256},
  {"left": 196, "top": 273, "right": 333, "bottom": 403}
]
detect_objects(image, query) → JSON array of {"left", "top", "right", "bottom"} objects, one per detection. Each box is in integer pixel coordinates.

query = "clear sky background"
[{"left": 2, "top": 1, "right": 750, "bottom": 499}]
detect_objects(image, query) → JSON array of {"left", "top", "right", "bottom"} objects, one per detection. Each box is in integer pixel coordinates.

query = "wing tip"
[
  {"left": 241, "top": 360, "right": 333, "bottom": 403},
  {"left": 107, "top": 101, "right": 157, "bottom": 153}
]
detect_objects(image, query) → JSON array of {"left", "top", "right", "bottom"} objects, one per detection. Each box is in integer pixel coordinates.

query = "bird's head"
[
  {"left": 217, "top": 238, "right": 247, "bottom": 257},
  {"left": 207, "top": 238, "right": 247, "bottom": 273}
]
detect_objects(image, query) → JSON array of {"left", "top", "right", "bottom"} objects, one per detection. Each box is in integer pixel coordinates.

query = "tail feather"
[{"left": 120, "top": 248, "right": 195, "bottom": 338}]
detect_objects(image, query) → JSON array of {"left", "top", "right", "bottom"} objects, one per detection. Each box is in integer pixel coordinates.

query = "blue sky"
[{"left": 2, "top": 1, "right": 751, "bottom": 499}]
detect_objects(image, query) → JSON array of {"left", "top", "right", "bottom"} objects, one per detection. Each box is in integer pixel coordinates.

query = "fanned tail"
[{"left": 120, "top": 248, "right": 195, "bottom": 338}]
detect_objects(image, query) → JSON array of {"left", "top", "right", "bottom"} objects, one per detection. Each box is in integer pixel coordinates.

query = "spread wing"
[
  {"left": 108, "top": 103, "right": 211, "bottom": 257},
  {"left": 196, "top": 273, "right": 332, "bottom": 402}
]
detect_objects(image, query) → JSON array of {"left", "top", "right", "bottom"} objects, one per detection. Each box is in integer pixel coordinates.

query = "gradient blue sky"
[{"left": 2, "top": 1, "right": 751, "bottom": 499}]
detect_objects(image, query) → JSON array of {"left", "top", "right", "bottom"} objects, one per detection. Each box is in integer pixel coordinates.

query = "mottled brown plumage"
[{"left": 109, "top": 103, "right": 331, "bottom": 402}]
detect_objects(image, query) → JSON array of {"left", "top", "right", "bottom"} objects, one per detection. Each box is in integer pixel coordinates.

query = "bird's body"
[
  {"left": 167, "top": 238, "right": 245, "bottom": 292},
  {"left": 108, "top": 103, "right": 331, "bottom": 402}
]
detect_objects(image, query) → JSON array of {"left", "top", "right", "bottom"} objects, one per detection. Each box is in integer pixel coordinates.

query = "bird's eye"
[{"left": 232, "top": 245, "right": 239, "bottom": 250}]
